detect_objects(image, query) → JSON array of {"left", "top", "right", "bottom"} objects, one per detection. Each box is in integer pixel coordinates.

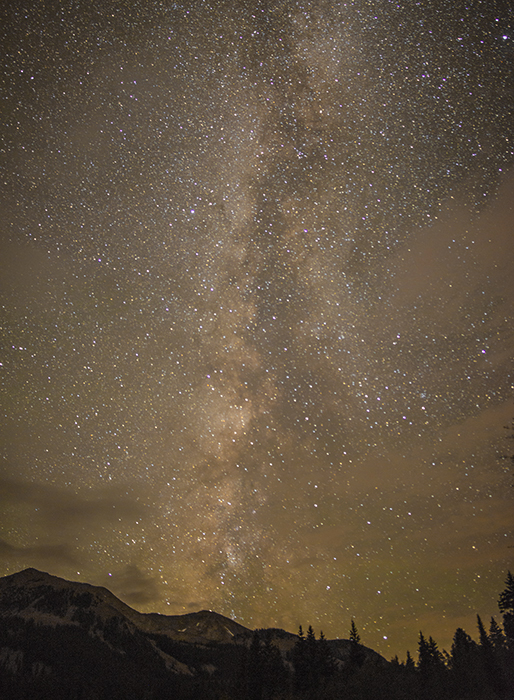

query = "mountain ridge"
[
  {"left": 0, "top": 567, "right": 256, "bottom": 644},
  {"left": 0, "top": 567, "right": 386, "bottom": 699}
]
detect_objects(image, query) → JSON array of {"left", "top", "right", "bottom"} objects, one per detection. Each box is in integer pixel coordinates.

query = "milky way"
[{"left": 1, "top": 0, "right": 513, "bottom": 657}]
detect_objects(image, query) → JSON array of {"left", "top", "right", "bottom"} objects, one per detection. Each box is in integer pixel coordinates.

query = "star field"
[{"left": 1, "top": 0, "right": 513, "bottom": 657}]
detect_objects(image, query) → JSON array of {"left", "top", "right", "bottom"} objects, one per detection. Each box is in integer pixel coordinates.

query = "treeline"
[
  {"left": 224, "top": 570, "right": 514, "bottom": 700},
  {"left": 0, "top": 571, "right": 513, "bottom": 699}
]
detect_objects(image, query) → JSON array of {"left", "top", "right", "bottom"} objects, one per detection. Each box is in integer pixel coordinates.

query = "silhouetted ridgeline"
[{"left": 0, "top": 568, "right": 512, "bottom": 699}]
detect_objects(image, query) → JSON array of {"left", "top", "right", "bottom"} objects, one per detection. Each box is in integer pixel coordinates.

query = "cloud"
[
  {"left": 383, "top": 169, "right": 514, "bottom": 319},
  {"left": 0, "top": 538, "right": 78, "bottom": 569},
  {"left": 0, "top": 475, "right": 146, "bottom": 533},
  {"left": 438, "top": 402, "right": 513, "bottom": 458},
  {"left": 105, "top": 564, "right": 161, "bottom": 607}
]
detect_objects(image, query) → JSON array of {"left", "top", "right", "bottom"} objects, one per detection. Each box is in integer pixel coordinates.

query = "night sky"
[{"left": 1, "top": 0, "right": 513, "bottom": 658}]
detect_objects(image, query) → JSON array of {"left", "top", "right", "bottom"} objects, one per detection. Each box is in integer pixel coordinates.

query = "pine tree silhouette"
[
  {"left": 348, "top": 620, "right": 365, "bottom": 669},
  {"left": 489, "top": 617, "right": 506, "bottom": 651},
  {"left": 498, "top": 570, "right": 514, "bottom": 645},
  {"left": 405, "top": 649, "right": 415, "bottom": 670},
  {"left": 292, "top": 625, "right": 308, "bottom": 693},
  {"left": 317, "top": 630, "right": 337, "bottom": 680},
  {"left": 349, "top": 619, "right": 360, "bottom": 644},
  {"left": 477, "top": 614, "right": 493, "bottom": 651}
]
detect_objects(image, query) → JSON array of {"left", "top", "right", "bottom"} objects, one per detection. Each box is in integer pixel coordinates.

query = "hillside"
[
  {"left": 0, "top": 568, "right": 384, "bottom": 699},
  {"left": 3, "top": 567, "right": 511, "bottom": 699}
]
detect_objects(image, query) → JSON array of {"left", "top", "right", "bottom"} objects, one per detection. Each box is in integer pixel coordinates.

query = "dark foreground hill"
[{"left": 0, "top": 568, "right": 384, "bottom": 699}]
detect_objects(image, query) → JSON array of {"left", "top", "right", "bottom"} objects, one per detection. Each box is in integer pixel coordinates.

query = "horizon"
[{"left": 2, "top": 564, "right": 511, "bottom": 659}]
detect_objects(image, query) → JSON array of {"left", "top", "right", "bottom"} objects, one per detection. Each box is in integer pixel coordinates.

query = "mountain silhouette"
[{"left": 0, "top": 567, "right": 385, "bottom": 699}]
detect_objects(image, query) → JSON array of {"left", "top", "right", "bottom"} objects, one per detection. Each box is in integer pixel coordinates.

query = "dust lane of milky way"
[{"left": 0, "top": 0, "right": 513, "bottom": 657}]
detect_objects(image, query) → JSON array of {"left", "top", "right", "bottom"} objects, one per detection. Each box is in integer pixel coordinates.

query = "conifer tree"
[
  {"left": 348, "top": 620, "right": 365, "bottom": 669},
  {"left": 246, "top": 630, "right": 287, "bottom": 700},
  {"left": 305, "top": 625, "right": 318, "bottom": 689},
  {"left": 498, "top": 570, "right": 514, "bottom": 646},
  {"left": 487, "top": 616, "right": 510, "bottom": 699},
  {"left": 477, "top": 614, "right": 493, "bottom": 651},
  {"left": 417, "top": 631, "right": 429, "bottom": 670},
  {"left": 317, "top": 630, "right": 336, "bottom": 679},
  {"left": 349, "top": 619, "right": 360, "bottom": 644},
  {"left": 306, "top": 624, "right": 317, "bottom": 648},
  {"left": 292, "top": 625, "right": 308, "bottom": 692},
  {"left": 261, "top": 630, "right": 286, "bottom": 700},
  {"left": 450, "top": 627, "right": 489, "bottom": 699},
  {"left": 477, "top": 613, "right": 504, "bottom": 698},
  {"left": 451, "top": 627, "right": 476, "bottom": 669},
  {"left": 495, "top": 572, "right": 514, "bottom": 695},
  {"left": 418, "top": 632, "right": 444, "bottom": 671},
  {"left": 489, "top": 617, "right": 506, "bottom": 651},
  {"left": 417, "top": 631, "right": 447, "bottom": 700},
  {"left": 405, "top": 649, "right": 415, "bottom": 670},
  {"left": 498, "top": 571, "right": 514, "bottom": 614},
  {"left": 427, "top": 636, "right": 443, "bottom": 666}
]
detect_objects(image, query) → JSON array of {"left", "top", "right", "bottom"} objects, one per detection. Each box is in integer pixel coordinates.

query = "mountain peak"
[
  {"left": 0, "top": 567, "right": 388, "bottom": 699},
  {"left": 0, "top": 568, "right": 252, "bottom": 645}
]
